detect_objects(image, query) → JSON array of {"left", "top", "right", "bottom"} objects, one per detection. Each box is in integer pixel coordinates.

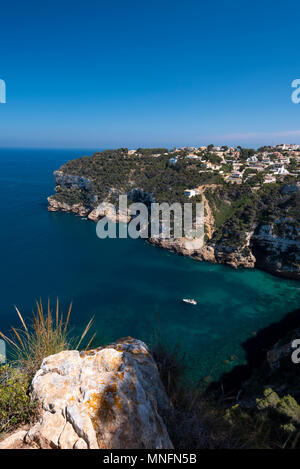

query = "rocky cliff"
[
  {"left": 0, "top": 338, "right": 173, "bottom": 450},
  {"left": 47, "top": 151, "right": 300, "bottom": 280},
  {"left": 227, "top": 323, "right": 300, "bottom": 442},
  {"left": 251, "top": 220, "right": 300, "bottom": 279},
  {"left": 47, "top": 170, "right": 257, "bottom": 269}
]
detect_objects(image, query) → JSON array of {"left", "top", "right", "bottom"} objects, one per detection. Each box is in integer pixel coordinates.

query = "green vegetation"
[
  {"left": 53, "top": 186, "right": 91, "bottom": 206},
  {"left": 57, "top": 149, "right": 222, "bottom": 206},
  {"left": 51, "top": 148, "right": 300, "bottom": 271},
  {"left": 237, "top": 146, "right": 256, "bottom": 161},
  {"left": 206, "top": 153, "right": 222, "bottom": 164},
  {"left": 0, "top": 365, "right": 37, "bottom": 436},
  {"left": 152, "top": 333, "right": 300, "bottom": 449},
  {"left": 136, "top": 147, "right": 168, "bottom": 155}
]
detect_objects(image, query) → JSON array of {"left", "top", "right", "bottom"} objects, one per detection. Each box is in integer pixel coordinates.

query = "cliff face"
[
  {"left": 234, "top": 325, "right": 300, "bottom": 428},
  {"left": 47, "top": 170, "right": 97, "bottom": 216},
  {"left": 48, "top": 170, "right": 255, "bottom": 268},
  {"left": 251, "top": 221, "right": 300, "bottom": 279},
  {"left": 149, "top": 237, "right": 256, "bottom": 269},
  {"left": 48, "top": 197, "right": 90, "bottom": 216},
  {"left": 0, "top": 338, "right": 173, "bottom": 450},
  {"left": 53, "top": 170, "right": 92, "bottom": 191},
  {"left": 47, "top": 158, "right": 300, "bottom": 280}
]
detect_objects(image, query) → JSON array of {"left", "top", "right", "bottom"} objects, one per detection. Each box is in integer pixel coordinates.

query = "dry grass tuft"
[{"left": 0, "top": 299, "right": 94, "bottom": 379}]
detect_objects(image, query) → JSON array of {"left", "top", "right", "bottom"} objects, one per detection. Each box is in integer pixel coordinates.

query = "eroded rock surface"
[
  {"left": 88, "top": 202, "right": 130, "bottom": 223},
  {"left": 0, "top": 430, "right": 32, "bottom": 450},
  {"left": 24, "top": 337, "right": 173, "bottom": 449},
  {"left": 47, "top": 197, "right": 90, "bottom": 216}
]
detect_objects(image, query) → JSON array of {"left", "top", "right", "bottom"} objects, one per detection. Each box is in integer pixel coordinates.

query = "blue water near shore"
[{"left": 0, "top": 148, "right": 299, "bottom": 381}]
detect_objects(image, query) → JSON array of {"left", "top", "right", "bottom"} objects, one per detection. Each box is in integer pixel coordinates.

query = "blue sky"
[{"left": 0, "top": 0, "right": 300, "bottom": 149}]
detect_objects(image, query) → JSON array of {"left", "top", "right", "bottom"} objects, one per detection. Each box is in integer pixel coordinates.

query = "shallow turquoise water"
[{"left": 0, "top": 148, "right": 299, "bottom": 381}]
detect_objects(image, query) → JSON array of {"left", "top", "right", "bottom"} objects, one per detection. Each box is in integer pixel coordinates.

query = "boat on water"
[{"left": 182, "top": 298, "right": 197, "bottom": 305}]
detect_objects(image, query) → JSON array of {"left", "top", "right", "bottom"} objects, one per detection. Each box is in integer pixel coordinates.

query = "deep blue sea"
[{"left": 0, "top": 148, "right": 299, "bottom": 381}]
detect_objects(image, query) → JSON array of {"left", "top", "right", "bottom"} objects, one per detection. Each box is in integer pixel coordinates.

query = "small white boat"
[{"left": 182, "top": 298, "right": 197, "bottom": 305}]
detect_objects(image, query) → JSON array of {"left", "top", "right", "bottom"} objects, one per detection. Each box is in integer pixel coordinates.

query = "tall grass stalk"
[{"left": 0, "top": 299, "right": 94, "bottom": 379}]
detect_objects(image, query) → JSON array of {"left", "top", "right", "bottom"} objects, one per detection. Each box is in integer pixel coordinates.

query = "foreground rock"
[
  {"left": 0, "top": 430, "right": 34, "bottom": 450},
  {"left": 20, "top": 337, "right": 172, "bottom": 449}
]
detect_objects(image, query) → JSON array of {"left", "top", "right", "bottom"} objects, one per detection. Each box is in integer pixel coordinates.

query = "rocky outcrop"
[
  {"left": 0, "top": 430, "right": 34, "bottom": 450},
  {"left": 214, "top": 235, "right": 256, "bottom": 269},
  {"left": 126, "top": 188, "right": 155, "bottom": 204},
  {"left": 233, "top": 323, "right": 300, "bottom": 414},
  {"left": 149, "top": 237, "right": 256, "bottom": 269},
  {"left": 48, "top": 170, "right": 257, "bottom": 270},
  {"left": 197, "top": 184, "right": 218, "bottom": 240},
  {"left": 251, "top": 221, "right": 300, "bottom": 280},
  {"left": 11, "top": 337, "right": 172, "bottom": 450},
  {"left": 53, "top": 171, "right": 92, "bottom": 191},
  {"left": 47, "top": 197, "right": 90, "bottom": 216},
  {"left": 47, "top": 168, "right": 300, "bottom": 279},
  {"left": 88, "top": 202, "right": 131, "bottom": 223},
  {"left": 149, "top": 236, "right": 204, "bottom": 257}
]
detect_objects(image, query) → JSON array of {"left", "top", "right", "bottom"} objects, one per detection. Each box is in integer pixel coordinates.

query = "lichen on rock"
[{"left": 23, "top": 337, "right": 173, "bottom": 449}]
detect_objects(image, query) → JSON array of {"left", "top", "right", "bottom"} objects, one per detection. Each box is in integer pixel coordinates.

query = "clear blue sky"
[{"left": 0, "top": 0, "right": 300, "bottom": 149}]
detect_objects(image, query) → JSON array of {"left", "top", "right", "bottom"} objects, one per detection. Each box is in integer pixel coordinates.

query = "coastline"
[{"left": 47, "top": 194, "right": 300, "bottom": 281}]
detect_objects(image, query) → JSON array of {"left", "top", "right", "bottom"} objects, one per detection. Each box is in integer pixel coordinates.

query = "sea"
[{"left": 0, "top": 148, "right": 299, "bottom": 381}]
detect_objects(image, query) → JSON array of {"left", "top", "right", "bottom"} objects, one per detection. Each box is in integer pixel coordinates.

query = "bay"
[{"left": 0, "top": 148, "right": 299, "bottom": 381}]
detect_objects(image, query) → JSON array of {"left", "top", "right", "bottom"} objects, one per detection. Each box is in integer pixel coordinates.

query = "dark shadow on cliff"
[{"left": 206, "top": 307, "right": 300, "bottom": 397}]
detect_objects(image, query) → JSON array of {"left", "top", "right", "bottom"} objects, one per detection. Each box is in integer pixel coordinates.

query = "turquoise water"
[{"left": 0, "top": 148, "right": 299, "bottom": 381}]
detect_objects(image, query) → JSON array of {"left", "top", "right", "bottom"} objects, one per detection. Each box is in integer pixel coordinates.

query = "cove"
[{"left": 0, "top": 148, "right": 299, "bottom": 382}]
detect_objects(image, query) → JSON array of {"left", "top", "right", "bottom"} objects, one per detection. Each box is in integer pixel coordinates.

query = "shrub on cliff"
[
  {"left": 224, "top": 388, "right": 300, "bottom": 449},
  {"left": 0, "top": 300, "right": 95, "bottom": 438},
  {"left": 0, "top": 299, "right": 94, "bottom": 380},
  {"left": 0, "top": 364, "right": 37, "bottom": 436},
  {"left": 151, "top": 340, "right": 247, "bottom": 448},
  {"left": 151, "top": 337, "right": 300, "bottom": 449}
]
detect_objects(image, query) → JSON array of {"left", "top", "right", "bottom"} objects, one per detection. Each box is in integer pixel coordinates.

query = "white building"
[
  {"left": 279, "top": 157, "right": 290, "bottom": 165},
  {"left": 231, "top": 171, "right": 243, "bottom": 179},
  {"left": 274, "top": 166, "right": 289, "bottom": 175},
  {"left": 247, "top": 155, "right": 258, "bottom": 163},
  {"left": 186, "top": 153, "right": 201, "bottom": 160},
  {"left": 261, "top": 156, "right": 271, "bottom": 164},
  {"left": 277, "top": 144, "right": 300, "bottom": 151},
  {"left": 264, "top": 175, "right": 276, "bottom": 184},
  {"left": 169, "top": 157, "right": 178, "bottom": 165},
  {"left": 184, "top": 189, "right": 200, "bottom": 198}
]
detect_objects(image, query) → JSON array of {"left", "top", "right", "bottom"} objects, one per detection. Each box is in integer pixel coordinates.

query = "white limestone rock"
[{"left": 25, "top": 337, "right": 172, "bottom": 449}]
